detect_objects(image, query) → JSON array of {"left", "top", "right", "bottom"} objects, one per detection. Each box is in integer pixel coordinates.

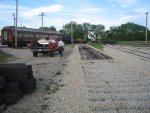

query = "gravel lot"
[
  {"left": 0, "top": 44, "right": 150, "bottom": 113},
  {"left": 0, "top": 45, "right": 73, "bottom": 113}
]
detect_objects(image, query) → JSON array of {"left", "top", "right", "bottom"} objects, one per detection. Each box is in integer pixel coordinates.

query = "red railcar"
[{"left": 1, "top": 26, "right": 63, "bottom": 47}]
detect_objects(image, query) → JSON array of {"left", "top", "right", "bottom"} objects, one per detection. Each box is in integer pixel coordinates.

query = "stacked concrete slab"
[{"left": 0, "top": 63, "right": 36, "bottom": 105}]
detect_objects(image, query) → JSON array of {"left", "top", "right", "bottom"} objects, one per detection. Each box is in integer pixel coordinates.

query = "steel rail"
[{"left": 107, "top": 45, "right": 150, "bottom": 60}]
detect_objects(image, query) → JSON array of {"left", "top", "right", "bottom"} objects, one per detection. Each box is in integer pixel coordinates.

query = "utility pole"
[
  {"left": 145, "top": 12, "right": 148, "bottom": 44},
  {"left": 21, "top": 21, "right": 22, "bottom": 28},
  {"left": 15, "top": 0, "right": 18, "bottom": 48},
  {"left": 84, "top": 26, "right": 87, "bottom": 42},
  {"left": 63, "top": 24, "right": 65, "bottom": 34},
  {"left": 71, "top": 22, "right": 73, "bottom": 45},
  {"left": 39, "top": 12, "right": 46, "bottom": 31},
  {"left": 12, "top": 13, "right": 15, "bottom": 27}
]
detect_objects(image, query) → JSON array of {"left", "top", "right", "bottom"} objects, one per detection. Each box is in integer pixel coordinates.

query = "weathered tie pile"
[{"left": 0, "top": 63, "right": 36, "bottom": 105}]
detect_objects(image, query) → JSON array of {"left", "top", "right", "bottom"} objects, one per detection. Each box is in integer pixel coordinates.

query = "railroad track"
[
  {"left": 78, "top": 44, "right": 112, "bottom": 60},
  {"left": 107, "top": 45, "right": 150, "bottom": 60}
]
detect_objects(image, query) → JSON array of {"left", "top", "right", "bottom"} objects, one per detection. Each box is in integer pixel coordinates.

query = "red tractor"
[{"left": 30, "top": 37, "right": 60, "bottom": 57}]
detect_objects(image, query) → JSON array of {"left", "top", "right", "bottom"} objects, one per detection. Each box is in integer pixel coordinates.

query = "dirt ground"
[
  {"left": 0, "top": 45, "right": 73, "bottom": 113},
  {"left": 0, "top": 44, "right": 150, "bottom": 113}
]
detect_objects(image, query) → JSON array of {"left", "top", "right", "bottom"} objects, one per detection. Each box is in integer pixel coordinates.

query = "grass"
[
  {"left": 88, "top": 42, "right": 103, "bottom": 50},
  {"left": 0, "top": 50, "right": 13, "bottom": 62},
  {"left": 66, "top": 44, "right": 74, "bottom": 47},
  {"left": 45, "top": 82, "right": 59, "bottom": 94},
  {"left": 117, "top": 41, "right": 150, "bottom": 46}
]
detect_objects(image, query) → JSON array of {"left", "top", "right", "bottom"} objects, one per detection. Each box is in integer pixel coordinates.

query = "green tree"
[
  {"left": 59, "top": 21, "right": 105, "bottom": 42},
  {"left": 49, "top": 26, "right": 57, "bottom": 32},
  {"left": 39, "top": 26, "right": 57, "bottom": 32},
  {"left": 106, "top": 22, "right": 149, "bottom": 41},
  {"left": 39, "top": 27, "right": 50, "bottom": 31}
]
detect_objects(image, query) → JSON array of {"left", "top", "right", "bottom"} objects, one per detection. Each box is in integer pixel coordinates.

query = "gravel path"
[{"left": 45, "top": 45, "right": 89, "bottom": 113}]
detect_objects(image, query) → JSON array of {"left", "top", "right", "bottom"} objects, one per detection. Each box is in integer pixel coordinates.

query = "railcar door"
[
  {"left": 4, "top": 30, "right": 14, "bottom": 47},
  {"left": 8, "top": 31, "right": 13, "bottom": 43},
  {"left": 4, "top": 31, "right": 7, "bottom": 41}
]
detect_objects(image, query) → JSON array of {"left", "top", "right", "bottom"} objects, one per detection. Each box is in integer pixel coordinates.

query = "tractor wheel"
[
  {"left": 0, "top": 76, "right": 6, "bottom": 90},
  {"left": 33, "top": 52, "right": 38, "bottom": 57},
  {"left": 50, "top": 51, "right": 55, "bottom": 57}
]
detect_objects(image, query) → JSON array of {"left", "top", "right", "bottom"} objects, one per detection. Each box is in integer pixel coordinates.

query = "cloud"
[
  {"left": 134, "top": 8, "right": 148, "bottom": 14},
  {"left": 109, "top": 0, "right": 136, "bottom": 4},
  {"left": 21, "top": 4, "right": 62, "bottom": 18},
  {"left": 68, "top": 14, "right": 137, "bottom": 30},
  {"left": 108, "top": 0, "right": 136, "bottom": 7},
  {"left": 0, "top": 3, "right": 16, "bottom": 24},
  {"left": 117, "top": 0, "right": 136, "bottom": 4},
  {"left": 117, "top": 16, "right": 135, "bottom": 24},
  {"left": 80, "top": 8, "right": 105, "bottom": 14},
  {"left": 0, "top": 1, "right": 149, "bottom": 31},
  {"left": 0, "top": 3, "right": 63, "bottom": 30},
  {"left": 0, "top": 3, "right": 15, "bottom": 16},
  {"left": 0, "top": 3, "right": 15, "bottom": 9}
]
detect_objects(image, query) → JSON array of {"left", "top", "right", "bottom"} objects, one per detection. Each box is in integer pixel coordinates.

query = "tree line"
[
  {"left": 40, "top": 22, "right": 150, "bottom": 43},
  {"left": 107, "top": 22, "right": 150, "bottom": 42}
]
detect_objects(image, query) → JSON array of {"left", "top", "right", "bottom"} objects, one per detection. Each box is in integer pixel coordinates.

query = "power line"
[{"left": 71, "top": 21, "right": 73, "bottom": 45}]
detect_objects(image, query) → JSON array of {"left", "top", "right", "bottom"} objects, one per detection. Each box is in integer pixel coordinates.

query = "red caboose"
[{"left": 1, "top": 26, "right": 63, "bottom": 47}]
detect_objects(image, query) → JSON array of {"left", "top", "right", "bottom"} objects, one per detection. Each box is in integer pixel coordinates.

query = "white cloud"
[
  {"left": 134, "top": 8, "right": 148, "bottom": 14},
  {"left": 0, "top": 3, "right": 15, "bottom": 9},
  {"left": 80, "top": 8, "right": 105, "bottom": 14},
  {"left": 117, "top": 16, "right": 135, "bottom": 24},
  {"left": 0, "top": 3, "right": 15, "bottom": 15},
  {"left": 0, "top": 1, "right": 149, "bottom": 31},
  {"left": 108, "top": 0, "right": 136, "bottom": 7},
  {"left": 68, "top": 14, "right": 137, "bottom": 30},
  {"left": 109, "top": 0, "right": 136, "bottom": 4},
  {"left": 0, "top": 3, "right": 63, "bottom": 30},
  {"left": 21, "top": 5, "right": 62, "bottom": 18},
  {"left": 118, "top": 0, "right": 136, "bottom": 4}
]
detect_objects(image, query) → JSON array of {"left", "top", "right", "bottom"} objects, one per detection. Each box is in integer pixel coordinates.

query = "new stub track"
[
  {"left": 78, "top": 44, "right": 112, "bottom": 60},
  {"left": 107, "top": 45, "right": 150, "bottom": 61}
]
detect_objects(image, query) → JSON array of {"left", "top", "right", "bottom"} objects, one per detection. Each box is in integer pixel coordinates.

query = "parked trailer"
[{"left": 1, "top": 26, "right": 71, "bottom": 47}]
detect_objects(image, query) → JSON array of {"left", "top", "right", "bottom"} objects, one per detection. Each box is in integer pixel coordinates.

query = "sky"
[{"left": 0, "top": 0, "right": 150, "bottom": 32}]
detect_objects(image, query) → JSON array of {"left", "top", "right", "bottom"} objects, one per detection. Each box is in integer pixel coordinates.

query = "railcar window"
[
  {"left": 18, "top": 33, "right": 22, "bottom": 38},
  {"left": 39, "top": 34, "right": 45, "bottom": 38},
  {"left": 30, "top": 34, "right": 34, "bottom": 38},
  {"left": 24, "top": 33, "right": 28, "bottom": 38},
  {"left": 23, "top": 33, "right": 34, "bottom": 38},
  {"left": 34, "top": 34, "right": 37, "bottom": 38},
  {"left": 35, "top": 34, "right": 39, "bottom": 38}
]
